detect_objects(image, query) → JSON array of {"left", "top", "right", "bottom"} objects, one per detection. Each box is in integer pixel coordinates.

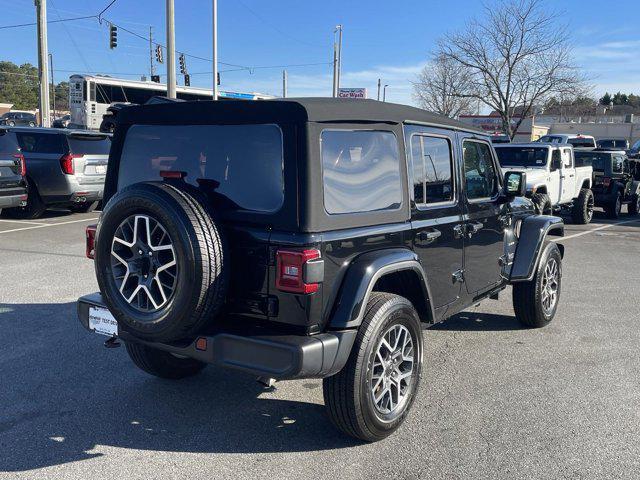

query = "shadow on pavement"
[
  {"left": 0, "top": 302, "right": 358, "bottom": 473},
  {"left": 432, "top": 311, "right": 523, "bottom": 332}
]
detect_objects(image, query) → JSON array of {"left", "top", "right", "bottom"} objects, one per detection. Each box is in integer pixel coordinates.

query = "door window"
[
  {"left": 410, "top": 135, "right": 454, "bottom": 206},
  {"left": 613, "top": 156, "right": 624, "bottom": 173},
  {"left": 563, "top": 149, "right": 573, "bottom": 168},
  {"left": 463, "top": 140, "right": 499, "bottom": 200}
]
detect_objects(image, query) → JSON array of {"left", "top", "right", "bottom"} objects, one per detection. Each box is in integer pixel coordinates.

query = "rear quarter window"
[
  {"left": 0, "top": 132, "right": 20, "bottom": 153},
  {"left": 16, "top": 133, "right": 65, "bottom": 154},
  {"left": 117, "top": 124, "right": 284, "bottom": 213},
  {"left": 320, "top": 129, "right": 401, "bottom": 214}
]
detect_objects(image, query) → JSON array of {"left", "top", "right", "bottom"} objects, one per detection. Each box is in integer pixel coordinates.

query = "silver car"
[{"left": 5, "top": 128, "right": 111, "bottom": 219}]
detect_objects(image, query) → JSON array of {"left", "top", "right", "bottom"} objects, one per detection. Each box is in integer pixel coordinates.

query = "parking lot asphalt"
[{"left": 1, "top": 210, "right": 640, "bottom": 480}]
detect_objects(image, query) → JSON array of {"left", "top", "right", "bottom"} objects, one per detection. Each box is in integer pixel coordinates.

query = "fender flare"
[
  {"left": 328, "top": 248, "right": 435, "bottom": 329},
  {"left": 510, "top": 215, "right": 564, "bottom": 283}
]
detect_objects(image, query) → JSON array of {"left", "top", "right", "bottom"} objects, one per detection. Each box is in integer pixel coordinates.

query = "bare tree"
[
  {"left": 437, "top": 0, "right": 586, "bottom": 138},
  {"left": 413, "top": 54, "right": 476, "bottom": 118}
]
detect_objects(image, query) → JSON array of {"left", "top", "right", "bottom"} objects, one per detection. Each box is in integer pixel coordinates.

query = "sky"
[{"left": 1, "top": 0, "right": 639, "bottom": 106}]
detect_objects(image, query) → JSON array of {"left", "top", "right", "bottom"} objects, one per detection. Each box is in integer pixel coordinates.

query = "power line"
[{"left": 0, "top": 14, "right": 96, "bottom": 30}]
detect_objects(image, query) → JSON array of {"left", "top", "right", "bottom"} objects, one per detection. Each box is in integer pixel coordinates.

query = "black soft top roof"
[{"left": 117, "top": 97, "right": 483, "bottom": 133}]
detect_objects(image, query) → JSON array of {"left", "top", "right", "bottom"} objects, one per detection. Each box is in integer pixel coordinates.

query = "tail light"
[
  {"left": 86, "top": 224, "right": 97, "bottom": 259},
  {"left": 14, "top": 153, "right": 26, "bottom": 176},
  {"left": 60, "top": 153, "right": 82, "bottom": 175},
  {"left": 275, "top": 249, "right": 323, "bottom": 294}
]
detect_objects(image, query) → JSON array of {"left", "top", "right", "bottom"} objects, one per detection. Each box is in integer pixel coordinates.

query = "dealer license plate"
[
  {"left": 88, "top": 306, "right": 118, "bottom": 337},
  {"left": 95, "top": 165, "right": 107, "bottom": 174}
]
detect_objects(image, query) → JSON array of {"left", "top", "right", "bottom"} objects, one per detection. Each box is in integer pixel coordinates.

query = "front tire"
[
  {"left": 513, "top": 243, "right": 562, "bottom": 328},
  {"left": 532, "top": 193, "right": 552, "bottom": 215},
  {"left": 571, "top": 188, "right": 594, "bottom": 224},
  {"left": 323, "top": 292, "right": 423, "bottom": 442},
  {"left": 125, "top": 342, "right": 207, "bottom": 379}
]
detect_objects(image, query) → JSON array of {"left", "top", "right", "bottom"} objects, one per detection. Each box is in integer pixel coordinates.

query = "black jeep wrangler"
[
  {"left": 575, "top": 149, "right": 640, "bottom": 217},
  {"left": 78, "top": 98, "right": 565, "bottom": 442}
]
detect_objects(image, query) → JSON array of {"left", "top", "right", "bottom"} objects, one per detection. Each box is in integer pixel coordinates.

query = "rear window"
[
  {"left": 118, "top": 124, "right": 284, "bottom": 213},
  {"left": 596, "top": 139, "right": 627, "bottom": 149},
  {"left": 568, "top": 137, "right": 595, "bottom": 148},
  {"left": 321, "top": 130, "right": 401, "bottom": 214},
  {"left": 574, "top": 152, "right": 607, "bottom": 171},
  {"left": 68, "top": 135, "right": 111, "bottom": 155},
  {"left": 0, "top": 132, "right": 19, "bottom": 153},
  {"left": 496, "top": 147, "right": 549, "bottom": 167}
]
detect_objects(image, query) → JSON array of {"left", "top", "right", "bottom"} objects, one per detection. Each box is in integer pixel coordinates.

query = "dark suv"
[
  {"left": 0, "top": 129, "right": 28, "bottom": 210},
  {"left": 78, "top": 99, "right": 565, "bottom": 441},
  {"left": 575, "top": 149, "right": 640, "bottom": 217},
  {"left": 0, "top": 111, "right": 37, "bottom": 127}
]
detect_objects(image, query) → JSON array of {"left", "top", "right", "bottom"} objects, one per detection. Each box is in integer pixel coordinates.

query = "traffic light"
[
  {"left": 109, "top": 24, "right": 117, "bottom": 49},
  {"left": 151, "top": 75, "right": 160, "bottom": 83},
  {"left": 155, "top": 45, "right": 163, "bottom": 64},
  {"left": 179, "top": 53, "right": 187, "bottom": 74},
  {"left": 184, "top": 74, "right": 190, "bottom": 87},
  {"left": 217, "top": 72, "right": 220, "bottom": 86}
]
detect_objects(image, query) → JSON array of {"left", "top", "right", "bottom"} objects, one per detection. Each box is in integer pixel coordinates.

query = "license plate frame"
[{"left": 88, "top": 306, "right": 118, "bottom": 337}]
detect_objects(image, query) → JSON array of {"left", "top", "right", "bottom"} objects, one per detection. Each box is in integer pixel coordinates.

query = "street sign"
[{"left": 338, "top": 88, "right": 367, "bottom": 99}]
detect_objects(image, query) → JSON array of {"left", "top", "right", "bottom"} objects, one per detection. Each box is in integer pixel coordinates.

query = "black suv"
[
  {"left": 0, "top": 111, "right": 37, "bottom": 127},
  {"left": 575, "top": 149, "right": 640, "bottom": 217},
  {"left": 0, "top": 129, "right": 28, "bottom": 210},
  {"left": 78, "top": 99, "right": 565, "bottom": 441}
]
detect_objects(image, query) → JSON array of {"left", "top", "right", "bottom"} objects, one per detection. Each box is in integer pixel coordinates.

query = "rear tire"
[
  {"left": 323, "top": 292, "right": 423, "bottom": 442},
  {"left": 3, "top": 182, "right": 46, "bottom": 220},
  {"left": 605, "top": 192, "right": 622, "bottom": 219},
  {"left": 513, "top": 243, "right": 562, "bottom": 328},
  {"left": 125, "top": 342, "right": 207, "bottom": 379},
  {"left": 571, "top": 188, "right": 594, "bottom": 224},
  {"left": 532, "top": 193, "right": 552, "bottom": 215}
]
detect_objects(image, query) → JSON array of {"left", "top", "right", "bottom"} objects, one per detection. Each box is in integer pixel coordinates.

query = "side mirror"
[{"left": 503, "top": 171, "right": 527, "bottom": 198}]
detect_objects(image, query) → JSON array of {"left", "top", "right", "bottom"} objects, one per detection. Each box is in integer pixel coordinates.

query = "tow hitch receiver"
[{"left": 104, "top": 336, "right": 121, "bottom": 348}]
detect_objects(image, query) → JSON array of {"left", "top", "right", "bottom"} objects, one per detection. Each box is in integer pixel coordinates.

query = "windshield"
[
  {"left": 118, "top": 124, "right": 284, "bottom": 213},
  {"left": 495, "top": 147, "right": 549, "bottom": 168},
  {"left": 574, "top": 152, "right": 608, "bottom": 172},
  {"left": 68, "top": 136, "right": 111, "bottom": 155},
  {"left": 568, "top": 137, "right": 595, "bottom": 148}
]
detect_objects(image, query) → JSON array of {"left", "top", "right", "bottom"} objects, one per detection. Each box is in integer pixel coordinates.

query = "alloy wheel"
[
  {"left": 110, "top": 214, "right": 178, "bottom": 312},
  {"left": 540, "top": 258, "right": 559, "bottom": 315},
  {"left": 370, "top": 324, "right": 415, "bottom": 416}
]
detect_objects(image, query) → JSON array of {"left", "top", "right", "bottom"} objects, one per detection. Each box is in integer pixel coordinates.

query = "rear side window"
[
  {"left": 0, "top": 132, "right": 19, "bottom": 153},
  {"left": 321, "top": 130, "right": 401, "bottom": 214},
  {"left": 118, "top": 124, "right": 284, "bottom": 213},
  {"left": 68, "top": 136, "right": 111, "bottom": 155},
  {"left": 410, "top": 135, "right": 454, "bottom": 205},
  {"left": 16, "top": 133, "right": 65, "bottom": 154}
]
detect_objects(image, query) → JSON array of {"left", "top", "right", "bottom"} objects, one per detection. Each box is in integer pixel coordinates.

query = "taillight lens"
[
  {"left": 14, "top": 153, "right": 26, "bottom": 176},
  {"left": 60, "top": 153, "right": 81, "bottom": 175},
  {"left": 276, "top": 249, "right": 321, "bottom": 294},
  {"left": 86, "top": 224, "right": 97, "bottom": 259}
]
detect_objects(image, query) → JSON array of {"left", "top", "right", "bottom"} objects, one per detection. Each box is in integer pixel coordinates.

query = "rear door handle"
[
  {"left": 416, "top": 229, "right": 441, "bottom": 243},
  {"left": 453, "top": 224, "right": 465, "bottom": 239},
  {"left": 467, "top": 222, "right": 484, "bottom": 237}
]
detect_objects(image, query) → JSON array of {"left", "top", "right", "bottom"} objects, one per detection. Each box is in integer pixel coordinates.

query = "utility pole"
[
  {"left": 35, "top": 0, "right": 51, "bottom": 127},
  {"left": 377, "top": 78, "right": 381, "bottom": 101},
  {"left": 166, "top": 0, "right": 176, "bottom": 98},
  {"left": 212, "top": 0, "right": 218, "bottom": 100},
  {"left": 48, "top": 53, "right": 55, "bottom": 119},
  {"left": 282, "top": 70, "right": 288, "bottom": 98},
  {"left": 332, "top": 25, "right": 343, "bottom": 97},
  {"left": 149, "top": 26, "right": 155, "bottom": 79}
]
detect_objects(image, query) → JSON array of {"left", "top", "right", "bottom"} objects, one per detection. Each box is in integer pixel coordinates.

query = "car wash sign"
[{"left": 338, "top": 88, "right": 367, "bottom": 99}]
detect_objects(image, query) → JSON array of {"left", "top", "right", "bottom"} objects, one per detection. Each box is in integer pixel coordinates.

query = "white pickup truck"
[{"left": 494, "top": 143, "right": 594, "bottom": 224}]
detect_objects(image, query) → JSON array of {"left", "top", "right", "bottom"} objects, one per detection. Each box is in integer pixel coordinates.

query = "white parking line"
[
  {"left": 0, "top": 217, "right": 99, "bottom": 235},
  {"left": 0, "top": 219, "right": 49, "bottom": 226},
  {"left": 553, "top": 218, "right": 640, "bottom": 242}
]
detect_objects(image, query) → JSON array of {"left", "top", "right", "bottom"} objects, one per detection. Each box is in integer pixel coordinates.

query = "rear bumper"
[
  {"left": 77, "top": 293, "right": 356, "bottom": 380},
  {"left": 0, "top": 191, "right": 27, "bottom": 209}
]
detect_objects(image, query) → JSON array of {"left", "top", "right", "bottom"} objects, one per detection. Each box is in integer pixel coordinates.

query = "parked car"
[
  {"left": 0, "top": 129, "right": 28, "bottom": 212},
  {"left": 2, "top": 127, "right": 111, "bottom": 219},
  {"left": 77, "top": 98, "right": 566, "bottom": 442},
  {"left": 52, "top": 114, "right": 72, "bottom": 129},
  {"left": 0, "top": 111, "right": 37, "bottom": 127},
  {"left": 537, "top": 134, "right": 597, "bottom": 149},
  {"left": 494, "top": 143, "right": 594, "bottom": 223},
  {"left": 574, "top": 149, "right": 640, "bottom": 217}
]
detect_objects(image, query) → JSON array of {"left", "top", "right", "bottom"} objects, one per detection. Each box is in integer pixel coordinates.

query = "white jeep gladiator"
[{"left": 494, "top": 143, "right": 594, "bottom": 224}]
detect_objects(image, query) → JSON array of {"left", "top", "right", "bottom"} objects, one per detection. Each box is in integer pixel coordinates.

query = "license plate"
[
  {"left": 88, "top": 306, "right": 118, "bottom": 337},
  {"left": 95, "top": 165, "right": 107, "bottom": 174}
]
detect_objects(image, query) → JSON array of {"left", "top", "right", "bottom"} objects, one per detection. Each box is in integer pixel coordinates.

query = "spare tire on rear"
[{"left": 94, "top": 181, "right": 228, "bottom": 342}]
